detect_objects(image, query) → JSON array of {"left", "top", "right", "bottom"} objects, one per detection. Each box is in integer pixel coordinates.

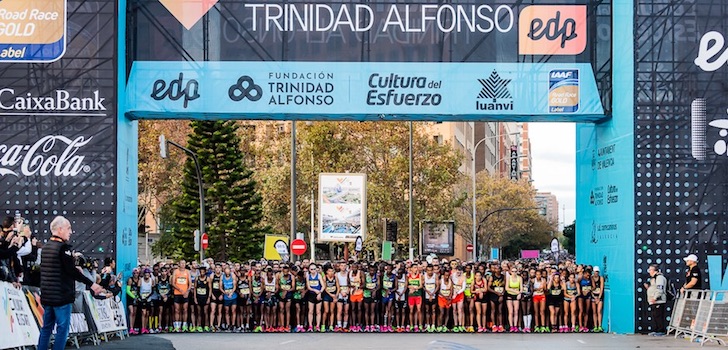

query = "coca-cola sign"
[{"left": 0, "top": 135, "right": 93, "bottom": 177}]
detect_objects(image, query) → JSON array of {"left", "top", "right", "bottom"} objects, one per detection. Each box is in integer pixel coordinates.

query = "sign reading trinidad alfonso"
[
  {"left": 0, "top": 0, "right": 67, "bottom": 62},
  {"left": 127, "top": 1, "right": 609, "bottom": 122}
]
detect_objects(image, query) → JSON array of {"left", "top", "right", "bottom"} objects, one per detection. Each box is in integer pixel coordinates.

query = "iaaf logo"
[
  {"left": 0, "top": 135, "right": 93, "bottom": 177},
  {"left": 518, "top": 5, "right": 587, "bottom": 55}
]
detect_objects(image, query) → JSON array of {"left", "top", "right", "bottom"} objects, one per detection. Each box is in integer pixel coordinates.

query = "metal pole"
[
  {"left": 192, "top": 153, "right": 205, "bottom": 263},
  {"left": 472, "top": 151, "right": 477, "bottom": 262},
  {"left": 291, "top": 121, "right": 297, "bottom": 258},
  {"left": 409, "top": 121, "right": 414, "bottom": 260},
  {"left": 166, "top": 139, "right": 206, "bottom": 263},
  {"left": 310, "top": 189, "right": 315, "bottom": 262}
]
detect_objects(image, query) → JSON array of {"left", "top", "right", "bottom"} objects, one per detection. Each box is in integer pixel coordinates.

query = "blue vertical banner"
[{"left": 575, "top": 0, "right": 635, "bottom": 334}]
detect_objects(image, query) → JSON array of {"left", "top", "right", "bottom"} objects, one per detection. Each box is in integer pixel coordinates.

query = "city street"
[{"left": 91, "top": 333, "right": 723, "bottom": 350}]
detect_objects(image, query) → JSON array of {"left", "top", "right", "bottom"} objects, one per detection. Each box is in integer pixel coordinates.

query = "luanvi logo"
[
  {"left": 518, "top": 5, "right": 586, "bottom": 55},
  {"left": 159, "top": 0, "right": 219, "bottom": 30},
  {"left": 0, "top": 135, "right": 93, "bottom": 177},
  {"left": 476, "top": 70, "right": 513, "bottom": 111}
]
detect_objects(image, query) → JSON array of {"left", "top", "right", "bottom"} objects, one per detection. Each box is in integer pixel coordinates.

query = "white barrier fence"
[
  {"left": 668, "top": 289, "right": 728, "bottom": 346},
  {"left": 0, "top": 281, "right": 128, "bottom": 350}
]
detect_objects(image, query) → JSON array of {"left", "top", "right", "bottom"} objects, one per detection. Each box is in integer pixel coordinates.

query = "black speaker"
[{"left": 386, "top": 220, "right": 398, "bottom": 242}]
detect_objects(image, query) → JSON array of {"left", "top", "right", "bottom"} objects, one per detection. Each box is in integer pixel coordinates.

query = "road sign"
[
  {"left": 291, "top": 239, "right": 307, "bottom": 256},
  {"left": 466, "top": 244, "right": 474, "bottom": 252},
  {"left": 382, "top": 241, "right": 393, "bottom": 261},
  {"left": 201, "top": 233, "right": 208, "bottom": 250}
]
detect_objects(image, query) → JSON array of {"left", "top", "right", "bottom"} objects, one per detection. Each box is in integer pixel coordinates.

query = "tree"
[
  {"left": 167, "top": 120, "right": 269, "bottom": 261},
  {"left": 454, "top": 173, "right": 545, "bottom": 258},
  {"left": 253, "top": 121, "right": 461, "bottom": 259},
  {"left": 563, "top": 221, "right": 576, "bottom": 254}
]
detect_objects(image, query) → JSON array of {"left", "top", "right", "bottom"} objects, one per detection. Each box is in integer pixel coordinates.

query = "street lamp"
[
  {"left": 160, "top": 135, "right": 206, "bottom": 263},
  {"left": 471, "top": 132, "right": 519, "bottom": 261}
]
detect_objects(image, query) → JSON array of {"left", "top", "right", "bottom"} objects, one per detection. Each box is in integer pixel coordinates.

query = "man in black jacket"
[{"left": 37, "top": 216, "right": 103, "bottom": 350}]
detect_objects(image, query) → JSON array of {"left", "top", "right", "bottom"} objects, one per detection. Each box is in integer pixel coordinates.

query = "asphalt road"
[{"left": 88, "top": 333, "right": 724, "bottom": 350}]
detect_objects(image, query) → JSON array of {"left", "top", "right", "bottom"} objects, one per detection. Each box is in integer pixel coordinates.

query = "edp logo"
[
  {"left": 150, "top": 72, "right": 200, "bottom": 108},
  {"left": 528, "top": 11, "right": 577, "bottom": 49},
  {"left": 518, "top": 6, "right": 586, "bottom": 55}
]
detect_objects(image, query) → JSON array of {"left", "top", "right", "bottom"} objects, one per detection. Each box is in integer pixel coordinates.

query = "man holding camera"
[
  {"left": 37, "top": 216, "right": 104, "bottom": 350},
  {"left": 644, "top": 264, "right": 668, "bottom": 336},
  {"left": 0, "top": 215, "right": 26, "bottom": 288}
]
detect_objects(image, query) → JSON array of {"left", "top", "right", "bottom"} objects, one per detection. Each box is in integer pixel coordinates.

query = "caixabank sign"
[{"left": 0, "top": 0, "right": 121, "bottom": 266}]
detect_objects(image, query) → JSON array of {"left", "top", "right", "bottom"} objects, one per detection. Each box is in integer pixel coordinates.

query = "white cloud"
[{"left": 528, "top": 123, "right": 576, "bottom": 229}]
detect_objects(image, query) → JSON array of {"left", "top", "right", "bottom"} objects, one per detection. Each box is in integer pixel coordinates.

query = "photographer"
[{"left": 0, "top": 216, "right": 24, "bottom": 287}]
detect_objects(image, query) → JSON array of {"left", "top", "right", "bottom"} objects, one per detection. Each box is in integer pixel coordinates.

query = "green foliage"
[
  {"left": 168, "top": 121, "right": 269, "bottom": 262},
  {"left": 563, "top": 220, "right": 576, "bottom": 254}
]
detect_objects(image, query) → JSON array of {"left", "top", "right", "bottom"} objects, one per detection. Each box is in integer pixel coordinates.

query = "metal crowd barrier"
[{"left": 667, "top": 289, "right": 728, "bottom": 346}]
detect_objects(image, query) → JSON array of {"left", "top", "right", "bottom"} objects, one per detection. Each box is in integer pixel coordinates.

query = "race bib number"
[
  {"left": 366, "top": 282, "right": 376, "bottom": 290},
  {"left": 551, "top": 290, "right": 561, "bottom": 296},
  {"left": 265, "top": 285, "right": 275, "bottom": 292},
  {"left": 383, "top": 281, "right": 393, "bottom": 290},
  {"left": 340, "top": 286, "right": 349, "bottom": 294},
  {"left": 253, "top": 286, "right": 262, "bottom": 294},
  {"left": 212, "top": 282, "right": 220, "bottom": 290},
  {"left": 310, "top": 280, "right": 320, "bottom": 287},
  {"left": 441, "top": 289, "right": 451, "bottom": 297},
  {"left": 176, "top": 277, "right": 187, "bottom": 285},
  {"left": 454, "top": 285, "right": 462, "bottom": 293},
  {"left": 196, "top": 288, "right": 207, "bottom": 295},
  {"left": 494, "top": 287, "right": 504, "bottom": 294},
  {"left": 141, "top": 292, "right": 150, "bottom": 299},
  {"left": 593, "top": 288, "right": 601, "bottom": 294},
  {"left": 425, "top": 283, "right": 436, "bottom": 293},
  {"left": 326, "top": 286, "right": 337, "bottom": 293},
  {"left": 281, "top": 284, "right": 291, "bottom": 291},
  {"left": 582, "top": 286, "right": 592, "bottom": 293},
  {"left": 240, "top": 288, "right": 250, "bottom": 295}
]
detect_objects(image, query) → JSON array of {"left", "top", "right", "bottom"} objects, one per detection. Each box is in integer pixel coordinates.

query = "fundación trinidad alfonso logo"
[
  {"left": 476, "top": 70, "right": 513, "bottom": 111},
  {"left": 518, "top": 5, "right": 587, "bottom": 55},
  {"left": 159, "top": 0, "right": 219, "bottom": 30}
]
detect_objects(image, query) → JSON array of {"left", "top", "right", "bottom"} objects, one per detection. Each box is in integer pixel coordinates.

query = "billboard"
[
  {"left": 0, "top": 0, "right": 117, "bottom": 259},
  {"left": 318, "top": 173, "right": 367, "bottom": 242},
  {"left": 125, "top": 0, "right": 612, "bottom": 121},
  {"left": 420, "top": 221, "right": 455, "bottom": 256},
  {"left": 263, "top": 235, "right": 289, "bottom": 262}
]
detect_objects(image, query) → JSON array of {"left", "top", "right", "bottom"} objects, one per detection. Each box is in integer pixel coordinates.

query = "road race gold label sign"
[{"left": 0, "top": 0, "right": 66, "bottom": 62}]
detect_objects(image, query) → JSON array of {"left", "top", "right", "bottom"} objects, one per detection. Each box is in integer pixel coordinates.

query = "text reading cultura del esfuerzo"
[{"left": 244, "top": 4, "right": 514, "bottom": 33}]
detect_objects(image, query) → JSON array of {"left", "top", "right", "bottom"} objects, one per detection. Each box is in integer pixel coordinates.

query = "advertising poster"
[
  {"left": 263, "top": 235, "right": 289, "bottom": 261},
  {"left": 319, "top": 173, "right": 367, "bottom": 242},
  {"left": 420, "top": 221, "right": 455, "bottom": 256},
  {"left": 83, "top": 292, "right": 126, "bottom": 333},
  {"left": 0, "top": 282, "right": 40, "bottom": 348},
  {"left": 0, "top": 0, "right": 117, "bottom": 261}
]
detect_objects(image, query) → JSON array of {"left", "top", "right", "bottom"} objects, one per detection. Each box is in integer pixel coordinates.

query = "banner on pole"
[
  {"left": 0, "top": 282, "right": 41, "bottom": 349},
  {"left": 319, "top": 173, "right": 367, "bottom": 242}
]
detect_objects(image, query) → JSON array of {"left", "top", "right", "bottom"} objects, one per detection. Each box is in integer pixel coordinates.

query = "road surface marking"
[
  {"left": 280, "top": 340, "right": 295, "bottom": 345},
  {"left": 577, "top": 339, "right": 586, "bottom": 344}
]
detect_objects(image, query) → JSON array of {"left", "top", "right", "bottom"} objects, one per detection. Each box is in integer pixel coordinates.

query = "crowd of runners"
[{"left": 122, "top": 257, "right": 606, "bottom": 334}]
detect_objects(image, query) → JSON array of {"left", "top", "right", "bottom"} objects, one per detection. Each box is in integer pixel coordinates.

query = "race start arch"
[{"left": 1, "top": 0, "right": 727, "bottom": 334}]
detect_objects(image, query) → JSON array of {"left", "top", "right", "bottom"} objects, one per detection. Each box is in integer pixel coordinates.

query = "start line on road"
[{"left": 116, "top": 333, "right": 702, "bottom": 350}]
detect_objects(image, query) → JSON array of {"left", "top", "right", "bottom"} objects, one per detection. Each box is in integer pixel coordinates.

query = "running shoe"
[
  {"left": 253, "top": 326, "right": 262, "bottom": 333},
  {"left": 453, "top": 326, "right": 460, "bottom": 333},
  {"left": 464, "top": 326, "right": 472, "bottom": 333}
]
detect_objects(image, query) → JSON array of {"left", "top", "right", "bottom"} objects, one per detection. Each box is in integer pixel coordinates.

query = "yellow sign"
[
  {"left": 263, "top": 235, "right": 289, "bottom": 261},
  {"left": 0, "top": 0, "right": 66, "bottom": 62}
]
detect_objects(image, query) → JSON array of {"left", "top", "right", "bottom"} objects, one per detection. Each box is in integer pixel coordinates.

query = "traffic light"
[{"left": 386, "top": 219, "right": 398, "bottom": 242}]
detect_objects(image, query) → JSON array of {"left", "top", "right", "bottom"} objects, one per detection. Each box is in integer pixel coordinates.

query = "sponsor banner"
[
  {"left": 521, "top": 250, "right": 540, "bottom": 259},
  {"left": 318, "top": 173, "right": 367, "bottom": 242},
  {"left": 83, "top": 292, "right": 127, "bottom": 333},
  {"left": 420, "top": 221, "right": 454, "bottom": 256},
  {"left": 0, "top": 282, "right": 41, "bottom": 349},
  {"left": 509, "top": 145, "right": 519, "bottom": 180},
  {"left": 0, "top": 0, "right": 66, "bottom": 62},
  {"left": 263, "top": 235, "right": 290, "bottom": 261},
  {"left": 126, "top": 61, "right": 604, "bottom": 120},
  {"left": 133, "top": 1, "right": 602, "bottom": 63}
]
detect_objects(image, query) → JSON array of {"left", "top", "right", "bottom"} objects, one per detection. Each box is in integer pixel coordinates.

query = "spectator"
[
  {"left": 681, "top": 254, "right": 702, "bottom": 292},
  {"left": 37, "top": 216, "right": 103, "bottom": 350},
  {"left": 0, "top": 216, "right": 23, "bottom": 287},
  {"left": 644, "top": 264, "right": 667, "bottom": 336}
]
